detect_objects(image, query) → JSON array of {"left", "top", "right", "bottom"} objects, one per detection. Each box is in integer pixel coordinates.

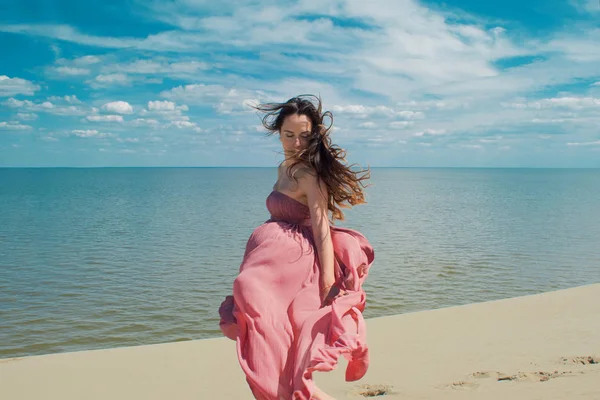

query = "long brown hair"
[{"left": 253, "top": 94, "right": 370, "bottom": 221}]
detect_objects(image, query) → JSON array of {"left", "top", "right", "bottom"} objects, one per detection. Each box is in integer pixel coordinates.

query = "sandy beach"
[{"left": 1, "top": 283, "right": 599, "bottom": 399}]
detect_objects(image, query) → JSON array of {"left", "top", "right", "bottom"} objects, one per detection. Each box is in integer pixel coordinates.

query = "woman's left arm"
[{"left": 300, "top": 170, "right": 335, "bottom": 305}]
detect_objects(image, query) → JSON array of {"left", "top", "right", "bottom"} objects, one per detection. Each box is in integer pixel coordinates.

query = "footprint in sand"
[
  {"left": 561, "top": 356, "right": 599, "bottom": 365},
  {"left": 510, "top": 371, "right": 574, "bottom": 382},
  {"left": 438, "top": 380, "right": 480, "bottom": 391},
  {"left": 469, "top": 371, "right": 512, "bottom": 381},
  {"left": 444, "top": 368, "right": 579, "bottom": 389},
  {"left": 351, "top": 383, "right": 395, "bottom": 397}
]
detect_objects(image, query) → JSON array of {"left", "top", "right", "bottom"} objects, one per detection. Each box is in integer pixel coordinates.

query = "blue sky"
[{"left": 1, "top": 0, "right": 599, "bottom": 167}]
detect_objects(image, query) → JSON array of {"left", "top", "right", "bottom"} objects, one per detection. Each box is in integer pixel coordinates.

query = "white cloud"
[
  {"left": 0, "top": 24, "right": 140, "bottom": 49},
  {"left": 479, "top": 136, "right": 503, "bottom": 143},
  {"left": 160, "top": 84, "right": 263, "bottom": 114},
  {"left": 531, "top": 118, "right": 567, "bottom": 124},
  {"left": 130, "top": 118, "right": 160, "bottom": 127},
  {"left": 413, "top": 129, "right": 447, "bottom": 137},
  {"left": 103, "top": 59, "right": 210, "bottom": 77},
  {"left": 48, "top": 95, "right": 82, "bottom": 104},
  {"left": 0, "top": 75, "right": 40, "bottom": 97},
  {"left": 71, "top": 55, "right": 102, "bottom": 65},
  {"left": 545, "top": 29, "right": 600, "bottom": 62},
  {"left": 86, "top": 72, "right": 163, "bottom": 89},
  {"left": 148, "top": 100, "right": 177, "bottom": 111},
  {"left": 168, "top": 120, "right": 202, "bottom": 132},
  {"left": 389, "top": 121, "right": 415, "bottom": 129},
  {"left": 16, "top": 112, "right": 38, "bottom": 121},
  {"left": 570, "top": 0, "right": 599, "bottom": 13},
  {"left": 72, "top": 129, "right": 98, "bottom": 137},
  {"left": 51, "top": 66, "right": 90, "bottom": 76},
  {"left": 2, "top": 0, "right": 600, "bottom": 165},
  {"left": 3, "top": 97, "right": 89, "bottom": 116},
  {"left": 116, "top": 137, "right": 140, "bottom": 143},
  {"left": 50, "top": 106, "right": 89, "bottom": 116},
  {"left": 359, "top": 122, "right": 377, "bottom": 128},
  {"left": 5, "top": 98, "right": 36, "bottom": 108},
  {"left": 95, "top": 74, "right": 128, "bottom": 83},
  {"left": 71, "top": 129, "right": 116, "bottom": 138},
  {"left": 331, "top": 104, "right": 425, "bottom": 120},
  {"left": 567, "top": 140, "right": 600, "bottom": 146},
  {"left": 504, "top": 97, "right": 600, "bottom": 109},
  {"left": 396, "top": 111, "right": 425, "bottom": 119},
  {"left": 102, "top": 101, "right": 133, "bottom": 114},
  {"left": 396, "top": 100, "right": 468, "bottom": 110},
  {"left": 92, "top": 73, "right": 130, "bottom": 85},
  {"left": 139, "top": 100, "right": 191, "bottom": 123},
  {"left": 0, "top": 121, "right": 33, "bottom": 130},
  {"left": 161, "top": 83, "right": 230, "bottom": 102},
  {"left": 86, "top": 115, "right": 124, "bottom": 122}
]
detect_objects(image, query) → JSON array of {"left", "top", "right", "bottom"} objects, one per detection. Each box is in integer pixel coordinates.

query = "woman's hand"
[
  {"left": 320, "top": 275, "right": 335, "bottom": 305},
  {"left": 320, "top": 275, "right": 347, "bottom": 306}
]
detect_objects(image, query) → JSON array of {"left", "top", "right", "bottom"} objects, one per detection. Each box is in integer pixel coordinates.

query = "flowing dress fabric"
[{"left": 218, "top": 190, "right": 375, "bottom": 400}]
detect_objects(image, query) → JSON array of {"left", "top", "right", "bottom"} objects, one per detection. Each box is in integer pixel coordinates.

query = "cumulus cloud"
[
  {"left": 102, "top": 101, "right": 134, "bottom": 114},
  {"left": 2, "top": 0, "right": 600, "bottom": 166},
  {"left": 86, "top": 115, "right": 124, "bottom": 122},
  {"left": 0, "top": 75, "right": 40, "bottom": 96},
  {"left": 160, "top": 84, "right": 262, "bottom": 114},
  {"left": 130, "top": 118, "right": 160, "bottom": 127},
  {"left": 50, "top": 66, "right": 90, "bottom": 76},
  {"left": 47, "top": 95, "right": 82, "bottom": 104},
  {"left": 71, "top": 129, "right": 116, "bottom": 138},
  {"left": 0, "top": 121, "right": 33, "bottom": 130},
  {"left": 3, "top": 97, "right": 89, "bottom": 116},
  {"left": 148, "top": 100, "right": 177, "bottom": 111},
  {"left": 168, "top": 120, "right": 202, "bottom": 132},
  {"left": 91, "top": 73, "right": 130, "bottom": 86},
  {"left": 140, "top": 100, "right": 191, "bottom": 122},
  {"left": 16, "top": 112, "right": 38, "bottom": 121}
]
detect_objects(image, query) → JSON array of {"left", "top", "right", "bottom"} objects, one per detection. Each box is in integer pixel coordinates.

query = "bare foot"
[{"left": 312, "top": 387, "right": 336, "bottom": 400}]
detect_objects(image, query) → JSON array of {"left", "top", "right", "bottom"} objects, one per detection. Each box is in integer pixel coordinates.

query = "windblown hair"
[{"left": 252, "top": 94, "right": 370, "bottom": 221}]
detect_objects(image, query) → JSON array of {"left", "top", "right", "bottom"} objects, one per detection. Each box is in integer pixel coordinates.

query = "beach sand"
[{"left": 1, "top": 283, "right": 599, "bottom": 399}]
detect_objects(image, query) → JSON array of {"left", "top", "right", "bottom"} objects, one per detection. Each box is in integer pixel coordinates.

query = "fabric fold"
[{"left": 218, "top": 191, "right": 374, "bottom": 399}]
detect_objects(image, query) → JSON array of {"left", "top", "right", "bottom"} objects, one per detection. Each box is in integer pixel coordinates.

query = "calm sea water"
[{"left": 1, "top": 168, "right": 599, "bottom": 359}]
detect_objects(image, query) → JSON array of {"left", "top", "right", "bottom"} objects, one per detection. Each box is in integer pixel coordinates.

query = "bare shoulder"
[
  {"left": 295, "top": 166, "right": 327, "bottom": 199},
  {"left": 292, "top": 165, "right": 316, "bottom": 181}
]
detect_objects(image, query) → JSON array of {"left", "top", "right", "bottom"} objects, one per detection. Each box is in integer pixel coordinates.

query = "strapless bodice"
[{"left": 266, "top": 190, "right": 312, "bottom": 226}]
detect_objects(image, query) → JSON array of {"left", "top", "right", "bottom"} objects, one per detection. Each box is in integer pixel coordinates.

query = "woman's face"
[{"left": 279, "top": 113, "right": 312, "bottom": 156}]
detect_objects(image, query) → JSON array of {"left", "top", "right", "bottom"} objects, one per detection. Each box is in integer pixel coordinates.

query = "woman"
[{"left": 218, "top": 95, "right": 375, "bottom": 400}]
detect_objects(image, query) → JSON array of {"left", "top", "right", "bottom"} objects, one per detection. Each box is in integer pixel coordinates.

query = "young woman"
[{"left": 219, "top": 95, "right": 375, "bottom": 400}]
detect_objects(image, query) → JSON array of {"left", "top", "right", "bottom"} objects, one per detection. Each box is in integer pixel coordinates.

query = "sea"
[{"left": 1, "top": 167, "right": 599, "bottom": 359}]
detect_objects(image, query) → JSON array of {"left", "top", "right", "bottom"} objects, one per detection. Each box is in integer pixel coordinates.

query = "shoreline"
[{"left": 2, "top": 283, "right": 599, "bottom": 399}]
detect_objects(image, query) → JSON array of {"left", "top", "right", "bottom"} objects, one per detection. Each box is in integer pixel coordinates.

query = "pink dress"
[{"left": 218, "top": 190, "right": 375, "bottom": 400}]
